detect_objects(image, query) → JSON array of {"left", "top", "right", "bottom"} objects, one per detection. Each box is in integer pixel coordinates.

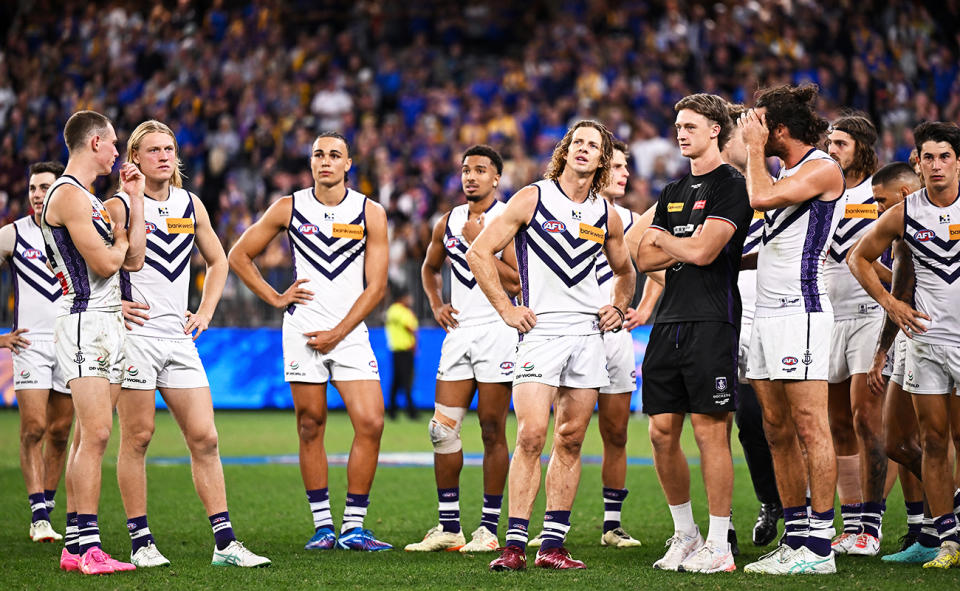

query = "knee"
[
  {"left": 355, "top": 414, "right": 384, "bottom": 442},
  {"left": 648, "top": 419, "right": 679, "bottom": 453},
  {"left": 20, "top": 420, "right": 46, "bottom": 446},
  {"left": 919, "top": 429, "right": 949, "bottom": 457},
  {"left": 123, "top": 423, "right": 154, "bottom": 454},
  {"left": 515, "top": 427, "right": 546, "bottom": 457},
  {"left": 47, "top": 422, "right": 72, "bottom": 451},
  {"left": 478, "top": 416, "right": 504, "bottom": 449},
  {"left": 600, "top": 419, "right": 628, "bottom": 450},
  {"left": 553, "top": 430, "right": 584, "bottom": 457},
  {"left": 297, "top": 411, "right": 326, "bottom": 443},
  {"left": 82, "top": 425, "right": 112, "bottom": 452},
  {"left": 430, "top": 404, "right": 465, "bottom": 454},
  {"left": 187, "top": 428, "right": 220, "bottom": 458}
]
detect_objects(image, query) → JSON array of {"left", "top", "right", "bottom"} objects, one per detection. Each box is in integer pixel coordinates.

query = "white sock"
[
  {"left": 668, "top": 501, "right": 697, "bottom": 536},
  {"left": 707, "top": 514, "right": 730, "bottom": 549}
]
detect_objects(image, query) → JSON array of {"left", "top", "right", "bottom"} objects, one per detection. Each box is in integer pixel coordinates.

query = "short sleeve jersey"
[{"left": 649, "top": 164, "right": 752, "bottom": 325}]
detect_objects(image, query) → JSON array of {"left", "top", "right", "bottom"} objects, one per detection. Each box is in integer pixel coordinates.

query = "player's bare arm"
[
  {"left": 497, "top": 240, "right": 521, "bottom": 298},
  {"left": 421, "top": 212, "right": 459, "bottom": 331},
  {"left": 303, "top": 199, "right": 388, "bottom": 354},
  {"left": 635, "top": 227, "right": 679, "bottom": 272},
  {"left": 185, "top": 195, "right": 228, "bottom": 340},
  {"left": 121, "top": 162, "right": 146, "bottom": 270},
  {"left": 848, "top": 203, "right": 929, "bottom": 337},
  {"left": 653, "top": 218, "right": 737, "bottom": 267},
  {"left": 740, "top": 110, "right": 844, "bottom": 210},
  {"left": 47, "top": 186, "right": 128, "bottom": 277},
  {"left": 228, "top": 196, "right": 314, "bottom": 308},
  {"left": 466, "top": 185, "right": 538, "bottom": 332},
  {"left": 598, "top": 208, "right": 635, "bottom": 331}
]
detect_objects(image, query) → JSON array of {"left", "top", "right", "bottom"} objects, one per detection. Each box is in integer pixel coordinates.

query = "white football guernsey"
[
  {"left": 595, "top": 202, "right": 634, "bottom": 297},
  {"left": 444, "top": 200, "right": 508, "bottom": 327},
  {"left": 824, "top": 177, "right": 883, "bottom": 320},
  {"left": 9, "top": 216, "right": 60, "bottom": 338}
]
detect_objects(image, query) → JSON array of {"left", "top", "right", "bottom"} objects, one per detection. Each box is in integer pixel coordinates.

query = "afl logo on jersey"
[
  {"left": 24, "top": 248, "right": 43, "bottom": 259},
  {"left": 299, "top": 224, "right": 319, "bottom": 235},
  {"left": 144, "top": 222, "right": 157, "bottom": 234},
  {"left": 913, "top": 229, "right": 935, "bottom": 242},
  {"left": 92, "top": 210, "right": 102, "bottom": 221},
  {"left": 445, "top": 237, "right": 460, "bottom": 249},
  {"left": 542, "top": 220, "right": 566, "bottom": 233}
]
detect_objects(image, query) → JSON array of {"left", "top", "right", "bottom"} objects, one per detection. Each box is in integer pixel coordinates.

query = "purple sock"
[
  {"left": 438, "top": 487, "right": 461, "bottom": 533},
  {"left": 840, "top": 502, "right": 861, "bottom": 534},
  {"left": 806, "top": 509, "right": 834, "bottom": 556},
  {"left": 540, "top": 510, "right": 571, "bottom": 550},
  {"left": 480, "top": 494, "right": 502, "bottom": 537},
  {"left": 127, "top": 515, "right": 155, "bottom": 553},
  {"left": 77, "top": 513, "right": 101, "bottom": 554},
  {"left": 860, "top": 501, "right": 883, "bottom": 538},
  {"left": 505, "top": 517, "right": 529, "bottom": 549},
  {"left": 905, "top": 501, "right": 924, "bottom": 536},
  {"left": 44, "top": 489, "right": 57, "bottom": 512},
  {"left": 934, "top": 513, "right": 959, "bottom": 544},
  {"left": 209, "top": 511, "right": 236, "bottom": 550},
  {"left": 782, "top": 505, "right": 808, "bottom": 550},
  {"left": 65, "top": 512, "right": 79, "bottom": 555},
  {"left": 602, "top": 487, "right": 628, "bottom": 533},
  {"left": 29, "top": 492, "right": 50, "bottom": 523}
]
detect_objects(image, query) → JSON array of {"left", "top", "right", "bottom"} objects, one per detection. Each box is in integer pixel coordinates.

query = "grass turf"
[{"left": 0, "top": 408, "right": 953, "bottom": 589}]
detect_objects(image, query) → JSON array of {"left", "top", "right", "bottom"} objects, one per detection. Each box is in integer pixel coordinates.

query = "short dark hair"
[
  {"left": 755, "top": 84, "right": 829, "bottom": 146},
  {"left": 315, "top": 131, "right": 351, "bottom": 156},
  {"left": 872, "top": 162, "right": 919, "bottom": 187},
  {"left": 462, "top": 144, "right": 503, "bottom": 175},
  {"left": 29, "top": 161, "right": 65, "bottom": 178},
  {"left": 914, "top": 121, "right": 960, "bottom": 159},
  {"left": 63, "top": 111, "right": 112, "bottom": 152},
  {"left": 612, "top": 139, "right": 629, "bottom": 156},
  {"left": 674, "top": 93, "right": 734, "bottom": 150},
  {"left": 830, "top": 114, "right": 878, "bottom": 180}
]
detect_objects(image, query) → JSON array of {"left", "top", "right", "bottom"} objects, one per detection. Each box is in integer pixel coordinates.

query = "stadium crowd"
[{"left": 1, "top": 0, "right": 959, "bottom": 326}]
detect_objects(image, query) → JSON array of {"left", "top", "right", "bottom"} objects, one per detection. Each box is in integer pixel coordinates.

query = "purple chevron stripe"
[
  {"left": 762, "top": 201, "right": 812, "bottom": 245},
  {"left": 527, "top": 228, "right": 603, "bottom": 269},
  {"left": 292, "top": 209, "right": 364, "bottom": 247},
  {"left": 120, "top": 269, "right": 132, "bottom": 300},
  {"left": 13, "top": 268, "right": 60, "bottom": 301},
  {"left": 447, "top": 247, "right": 469, "bottom": 269},
  {"left": 50, "top": 227, "right": 91, "bottom": 313},
  {"left": 800, "top": 200, "right": 835, "bottom": 312},
  {"left": 597, "top": 269, "right": 613, "bottom": 284},
  {"left": 12, "top": 255, "right": 58, "bottom": 285},
  {"left": 515, "top": 232, "right": 530, "bottom": 307},
  {"left": 743, "top": 235, "right": 761, "bottom": 255},
  {"left": 93, "top": 217, "right": 113, "bottom": 243},
  {"left": 912, "top": 253, "right": 960, "bottom": 284},
  {"left": 146, "top": 233, "right": 194, "bottom": 263},
  {"left": 832, "top": 217, "right": 873, "bottom": 243},
  {"left": 904, "top": 234, "right": 960, "bottom": 267},
  {"left": 450, "top": 263, "right": 477, "bottom": 289},
  {"left": 290, "top": 239, "right": 364, "bottom": 281},
  {"left": 143, "top": 252, "right": 191, "bottom": 282},
  {"left": 905, "top": 217, "right": 959, "bottom": 252},
  {"left": 526, "top": 234, "right": 600, "bottom": 288},
  {"left": 289, "top": 226, "right": 362, "bottom": 263},
  {"left": 532, "top": 200, "right": 608, "bottom": 249}
]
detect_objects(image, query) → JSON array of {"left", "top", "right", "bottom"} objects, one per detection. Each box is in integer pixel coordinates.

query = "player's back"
[
  {"left": 40, "top": 174, "right": 121, "bottom": 315},
  {"left": 756, "top": 149, "right": 843, "bottom": 316},
  {"left": 116, "top": 187, "right": 195, "bottom": 338},
  {"left": 285, "top": 187, "right": 368, "bottom": 332},
  {"left": 444, "top": 200, "right": 508, "bottom": 327}
]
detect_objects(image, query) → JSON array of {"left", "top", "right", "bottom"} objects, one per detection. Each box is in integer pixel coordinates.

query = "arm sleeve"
[
  {"left": 650, "top": 185, "right": 670, "bottom": 231},
  {"left": 705, "top": 176, "right": 752, "bottom": 231}
]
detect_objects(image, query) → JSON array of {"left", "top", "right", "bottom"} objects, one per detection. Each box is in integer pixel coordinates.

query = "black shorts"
[{"left": 641, "top": 321, "right": 738, "bottom": 415}]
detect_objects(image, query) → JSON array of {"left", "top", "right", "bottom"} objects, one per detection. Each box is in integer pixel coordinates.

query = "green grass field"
[{"left": 1, "top": 408, "right": 954, "bottom": 589}]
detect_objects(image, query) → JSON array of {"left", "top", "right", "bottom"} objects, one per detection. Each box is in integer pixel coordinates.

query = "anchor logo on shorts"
[
  {"left": 802, "top": 350, "right": 813, "bottom": 365},
  {"left": 74, "top": 352, "right": 85, "bottom": 364}
]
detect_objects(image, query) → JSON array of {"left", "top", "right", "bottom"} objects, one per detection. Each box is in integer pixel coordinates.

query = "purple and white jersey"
[
  {"left": 514, "top": 179, "right": 607, "bottom": 334},
  {"left": 9, "top": 216, "right": 60, "bottom": 338},
  {"left": 40, "top": 174, "right": 121, "bottom": 315},
  {"left": 902, "top": 188, "right": 960, "bottom": 346},
  {"left": 285, "top": 187, "right": 368, "bottom": 333},
  {"left": 824, "top": 177, "right": 883, "bottom": 320},
  {"left": 595, "top": 202, "right": 634, "bottom": 299},
  {"left": 738, "top": 209, "right": 764, "bottom": 324},
  {"left": 444, "top": 200, "right": 508, "bottom": 327},
  {"left": 116, "top": 187, "right": 195, "bottom": 339},
  {"left": 755, "top": 149, "right": 844, "bottom": 317}
]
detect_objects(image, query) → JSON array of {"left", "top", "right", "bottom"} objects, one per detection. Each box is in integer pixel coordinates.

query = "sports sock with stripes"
[
  {"left": 127, "top": 515, "right": 156, "bottom": 553},
  {"left": 905, "top": 501, "right": 924, "bottom": 537},
  {"left": 919, "top": 516, "right": 940, "bottom": 547},
  {"left": 505, "top": 517, "right": 529, "bottom": 550},
  {"left": 860, "top": 501, "right": 883, "bottom": 538},
  {"left": 65, "top": 512, "right": 79, "bottom": 555},
  {"left": 77, "top": 513, "right": 102, "bottom": 554},
  {"left": 602, "top": 487, "right": 628, "bottom": 533},
  {"left": 438, "top": 488, "right": 461, "bottom": 533},
  {"left": 782, "top": 505, "right": 809, "bottom": 550},
  {"left": 341, "top": 493, "right": 369, "bottom": 533},
  {"left": 29, "top": 492, "right": 50, "bottom": 523},
  {"left": 954, "top": 488, "right": 960, "bottom": 519},
  {"left": 934, "top": 513, "right": 960, "bottom": 544},
  {"left": 480, "top": 494, "right": 502, "bottom": 537},
  {"left": 44, "top": 489, "right": 57, "bottom": 513},
  {"left": 539, "top": 510, "right": 571, "bottom": 550},
  {"left": 840, "top": 502, "right": 862, "bottom": 535},
  {"left": 208, "top": 511, "right": 236, "bottom": 550},
  {"left": 807, "top": 509, "right": 835, "bottom": 556},
  {"left": 306, "top": 488, "right": 333, "bottom": 531}
]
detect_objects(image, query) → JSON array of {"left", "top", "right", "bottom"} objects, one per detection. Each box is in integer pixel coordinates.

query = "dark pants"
[
  {"left": 735, "top": 380, "right": 779, "bottom": 505},
  {"left": 389, "top": 350, "right": 417, "bottom": 418}
]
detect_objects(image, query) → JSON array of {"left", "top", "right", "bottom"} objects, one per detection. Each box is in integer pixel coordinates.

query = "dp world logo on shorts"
[
  {"left": 126, "top": 365, "right": 139, "bottom": 376},
  {"left": 289, "top": 361, "right": 300, "bottom": 371},
  {"left": 96, "top": 356, "right": 107, "bottom": 367},
  {"left": 19, "top": 370, "right": 30, "bottom": 379},
  {"left": 521, "top": 362, "right": 534, "bottom": 371}
]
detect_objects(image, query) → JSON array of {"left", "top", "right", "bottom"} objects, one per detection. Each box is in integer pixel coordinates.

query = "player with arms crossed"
[
  {"left": 0, "top": 161, "right": 74, "bottom": 543},
  {"left": 229, "top": 131, "right": 392, "bottom": 551},
  {"left": 848, "top": 121, "right": 960, "bottom": 569},
  {"left": 737, "top": 86, "right": 846, "bottom": 575},
  {"left": 42, "top": 110, "right": 145, "bottom": 575},
  {"left": 106, "top": 120, "right": 269, "bottom": 568},
  {"left": 634, "top": 94, "right": 752, "bottom": 573},
  {"left": 468, "top": 120, "right": 635, "bottom": 571},
  {"left": 406, "top": 145, "right": 520, "bottom": 553}
]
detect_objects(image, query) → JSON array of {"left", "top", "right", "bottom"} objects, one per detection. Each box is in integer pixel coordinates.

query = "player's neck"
[
  {"left": 313, "top": 182, "right": 347, "bottom": 206},
  {"left": 927, "top": 182, "right": 960, "bottom": 206},
  {"left": 558, "top": 169, "right": 593, "bottom": 203},
  {"left": 844, "top": 172, "right": 866, "bottom": 188},
  {"left": 600, "top": 192, "right": 619, "bottom": 205},
  {"left": 467, "top": 193, "right": 496, "bottom": 215},
  {"left": 689, "top": 147, "right": 723, "bottom": 176},
  {"left": 145, "top": 178, "right": 171, "bottom": 200},
  {"left": 780, "top": 141, "right": 814, "bottom": 169},
  {"left": 62, "top": 159, "right": 100, "bottom": 190},
  {"left": 32, "top": 212, "right": 41, "bottom": 226}
]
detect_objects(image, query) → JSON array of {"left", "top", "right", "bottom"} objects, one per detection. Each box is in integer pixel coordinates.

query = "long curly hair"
[
  {"left": 127, "top": 120, "right": 184, "bottom": 188},
  {"left": 544, "top": 120, "right": 614, "bottom": 197},
  {"left": 755, "top": 84, "right": 829, "bottom": 147},
  {"left": 830, "top": 113, "right": 879, "bottom": 180}
]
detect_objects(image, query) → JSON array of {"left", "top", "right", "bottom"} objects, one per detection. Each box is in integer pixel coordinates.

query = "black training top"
[{"left": 649, "top": 163, "right": 752, "bottom": 326}]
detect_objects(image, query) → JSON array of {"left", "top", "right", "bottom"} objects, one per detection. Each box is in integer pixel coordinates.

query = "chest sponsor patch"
[
  {"left": 693, "top": 200, "right": 706, "bottom": 210},
  {"left": 578, "top": 223, "right": 605, "bottom": 244},
  {"left": 332, "top": 223, "right": 364, "bottom": 240},
  {"left": 667, "top": 202, "right": 684, "bottom": 213},
  {"left": 950, "top": 224, "right": 960, "bottom": 240},
  {"left": 92, "top": 207, "right": 111, "bottom": 224},
  {"left": 844, "top": 203, "right": 878, "bottom": 219},
  {"left": 753, "top": 209, "right": 764, "bottom": 219},
  {"left": 165, "top": 217, "right": 195, "bottom": 234}
]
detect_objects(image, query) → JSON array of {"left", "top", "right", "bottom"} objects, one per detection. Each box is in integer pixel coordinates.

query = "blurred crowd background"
[{"left": 0, "top": 0, "right": 957, "bottom": 327}]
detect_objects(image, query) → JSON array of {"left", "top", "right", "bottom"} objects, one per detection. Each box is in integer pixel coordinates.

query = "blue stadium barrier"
[{"left": 0, "top": 326, "right": 651, "bottom": 411}]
